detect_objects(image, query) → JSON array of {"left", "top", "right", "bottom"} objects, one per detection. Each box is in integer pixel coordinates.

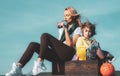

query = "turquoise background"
[{"left": 0, "top": 0, "right": 120, "bottom": 75}]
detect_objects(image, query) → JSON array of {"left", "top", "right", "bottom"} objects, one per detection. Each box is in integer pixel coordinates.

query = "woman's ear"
[{"left": 71, "top": 16, "right": 75, "bottom": 19}]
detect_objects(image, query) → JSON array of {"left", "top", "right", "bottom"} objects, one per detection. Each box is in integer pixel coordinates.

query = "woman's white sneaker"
[
  {"left": 5, "top": 63, "right": 23, "bottom": 76},
  {"left": 32, "top": 61, "right": 47, "bottom": 75}
]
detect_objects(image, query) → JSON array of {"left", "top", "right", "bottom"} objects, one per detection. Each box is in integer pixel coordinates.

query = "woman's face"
[
  {"left": 64, "top": 10, "right": 73, "bottom": 23},
  {"left": 83, "top": 27, "right": 91, "bottom": 39}
]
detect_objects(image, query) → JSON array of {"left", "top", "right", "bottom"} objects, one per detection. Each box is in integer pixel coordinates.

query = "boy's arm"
[{"left": 87, "top": 39, "right": 96, "bottom": 49}]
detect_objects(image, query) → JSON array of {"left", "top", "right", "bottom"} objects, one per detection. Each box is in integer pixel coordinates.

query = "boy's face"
[{"left": 83, "top": 27, "right": 92, "bottom": 39}]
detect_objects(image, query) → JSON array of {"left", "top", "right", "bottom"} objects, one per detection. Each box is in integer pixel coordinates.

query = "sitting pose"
[
  {"left": 76, "top": 21, "right": 104, "bottom": 61},
  {"left": 6, "top": 6, "right": 82, "bottom": 76}
]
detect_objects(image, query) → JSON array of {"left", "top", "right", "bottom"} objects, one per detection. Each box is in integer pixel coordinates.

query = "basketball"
[{"left": 100, "top": 62, "right": 115, "bottom": 76}]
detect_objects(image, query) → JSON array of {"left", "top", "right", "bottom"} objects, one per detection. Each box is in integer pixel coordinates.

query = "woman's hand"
[{"left": 57, "top": 21, "right": 66, "bottom": 29}]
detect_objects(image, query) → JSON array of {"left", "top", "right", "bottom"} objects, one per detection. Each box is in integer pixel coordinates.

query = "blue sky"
[{"left": 0, "top": 0, "right": 120, "bottom": 75}]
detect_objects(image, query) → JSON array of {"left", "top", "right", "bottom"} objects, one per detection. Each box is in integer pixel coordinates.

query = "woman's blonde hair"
[{"left": 64, "top": 7, "right": 82, "bottom": 27}]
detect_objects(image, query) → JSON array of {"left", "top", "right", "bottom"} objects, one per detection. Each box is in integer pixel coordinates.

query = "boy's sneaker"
[
  {"left": 32, "top": 61, "right": 47, "bottom": 75},
  {"left": 5, "top": 63, "right": 23, "bottom": 76},
  {"left": 108, "top": 57, "right": 116, "bottom": 63}
]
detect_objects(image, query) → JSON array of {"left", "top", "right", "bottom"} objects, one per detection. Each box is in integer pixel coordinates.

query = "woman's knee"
[
  {"left": 29, "top": 42, "right": 39, "bottom": 47},
  {"left": 28, "top": 42, "right": 40, "bottom": 53},
  {"left": 41, "top": 33, "right": 50, "bottom": 39}
]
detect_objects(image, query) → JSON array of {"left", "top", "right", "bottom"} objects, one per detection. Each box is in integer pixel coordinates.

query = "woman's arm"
[
  {"left": 64, "top": 28, "right": 72, "bottom": 46},
  {"left": 72, "top": 34, "right": 81, "bottom": 46},
  {"left": 64, "top": 27, "right": 81, "bottom": 47},
  {"left": 76, "top": 37, "right": 83, "bottom": 47}
]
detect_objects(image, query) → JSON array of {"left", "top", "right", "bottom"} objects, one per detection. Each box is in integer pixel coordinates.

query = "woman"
[
  {"left": 6, "top": 6, "right": 82, "bottom": 76},
  {"left": 76, "top": 21, "right": 104, "bottom": 61}
]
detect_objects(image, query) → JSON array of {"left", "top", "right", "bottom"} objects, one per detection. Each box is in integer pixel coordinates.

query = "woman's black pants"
[{"left": 18, "top": 33, "right": 75, "bottom": 68}]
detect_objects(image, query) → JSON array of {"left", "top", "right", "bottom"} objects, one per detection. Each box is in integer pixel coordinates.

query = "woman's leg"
[
  {"left": 6, "top": 33, "right": 75, "bottom": 76},
  {"left": 6, "top": 42, "right": 40, "bottom": 76},
  {"left": 18, "top": 42, "right": 61, "bottom": 68},
  {"left": 18, "top": 42, "right": 40, "bottom": 68},
  {"left": 39, "top": 33, "right": 75, "bottom": 62},
  {"left": 18, "top": 33, "right": 75, "bottom": 68}
]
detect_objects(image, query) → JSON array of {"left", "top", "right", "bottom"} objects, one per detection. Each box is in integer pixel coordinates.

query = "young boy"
[{"left": 76, "top": 21, "right": 104, "bottom": 61}]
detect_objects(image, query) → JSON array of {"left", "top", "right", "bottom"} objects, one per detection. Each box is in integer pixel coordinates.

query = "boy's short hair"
[{"left": 82, "top": 21, "right": 96, "bottom": 37}]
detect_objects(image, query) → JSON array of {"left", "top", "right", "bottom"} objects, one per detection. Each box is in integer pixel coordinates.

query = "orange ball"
[{"left": 100, "top": 62, "right": 115, "bottom": 76}]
